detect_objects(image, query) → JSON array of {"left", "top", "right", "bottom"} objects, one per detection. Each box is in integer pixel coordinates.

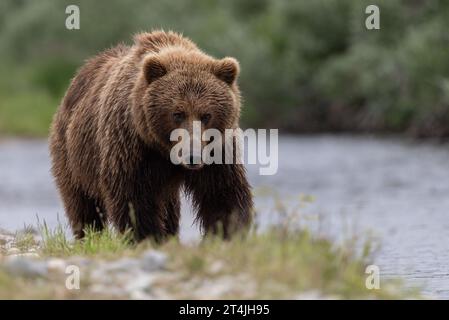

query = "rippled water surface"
[{"left": 1, "top": 136, "right": 448, "bottom": 298}]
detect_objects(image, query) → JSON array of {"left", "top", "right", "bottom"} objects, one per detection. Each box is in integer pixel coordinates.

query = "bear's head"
[{"left": 131, "top": 48, "right": 241, "bottom": 170}]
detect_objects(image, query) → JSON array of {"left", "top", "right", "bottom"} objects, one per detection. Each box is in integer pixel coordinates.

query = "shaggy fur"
[{"left": 49, "top": 30, "right": 253, "bottom": 242}]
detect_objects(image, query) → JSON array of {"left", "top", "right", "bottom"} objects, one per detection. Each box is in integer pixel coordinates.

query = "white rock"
[
  {"left": 90, "top": 267, "right": 113, "bottom": 284},
  {"left": 102, "top": 258, "right": 140, "bottom": 273},
  {"left": 7, "top": 248, "right": 20, "bottom": 255},
  {"left": 47, "top": 258, "right": 67, "bottom": 272},
  {"left": 191, "top": 274, "right": 256, "bottom": 299},
  {"left": 0, "top": 234, "right": 14, "bottom": 244},
  {"left": 129, "top": 290, "right": 153, "bottom": 300},
  {"left": 125, "top": 272, "right": 156, "bottom": 295},
  {"left": 209, "top": 261, "right": 225, "bottom": 274},
  {"left": 293, "top": 290, "right": 338, "bottom": 300},
  {"left": 11, "top": 252, "right": 40, "bottom": 258},
  {"left": 196, "top": 276, "right": 235, "bottom": 298},
  {"left": 4, "top": 257, "right": 48, "bottom": 278},
  {"left": 89, "top": 284, "right": 125, "bottom": 297},
  {"left": 69, "top": 256, "right": 92, "bottom": 267},
  {"left": 124, "top": 271, "right": 172, "bottom": 300},
  {"left": 141, "top": 250, "right": 167, "bottom": 271}
]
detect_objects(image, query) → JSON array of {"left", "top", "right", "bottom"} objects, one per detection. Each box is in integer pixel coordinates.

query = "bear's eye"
[
  {"left": 173, "top": 112, "right": 186, "bottom": 123},
  {"left": 200, "top": 113, "right": 211, "bottom": 125}
]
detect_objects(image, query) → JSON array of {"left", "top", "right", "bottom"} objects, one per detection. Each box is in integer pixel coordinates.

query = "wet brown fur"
[{"left": 49, "top": 30, "right": 253, "bottom": 242}]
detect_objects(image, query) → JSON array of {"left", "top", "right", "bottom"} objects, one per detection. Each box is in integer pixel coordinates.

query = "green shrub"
[{"left": 0, "top": 0, "right": 448, "bottom": 136}]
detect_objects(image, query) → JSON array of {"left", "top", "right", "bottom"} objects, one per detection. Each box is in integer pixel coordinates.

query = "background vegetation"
[{"left": 1, "top": 0, "right": 448, "bottom": 137}]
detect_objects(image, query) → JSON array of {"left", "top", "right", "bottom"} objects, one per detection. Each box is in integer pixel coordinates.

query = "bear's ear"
[
  {"left": 143, "top": 56, "right": 167, "bottom": 84},
  {"left": 213, "top": 57, "right": 240, "bottom": 85}
]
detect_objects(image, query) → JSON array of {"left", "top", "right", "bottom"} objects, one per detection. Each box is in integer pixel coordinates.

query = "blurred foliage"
[{"left": 0, "top": 0, "right": 449, "bottom": 136}]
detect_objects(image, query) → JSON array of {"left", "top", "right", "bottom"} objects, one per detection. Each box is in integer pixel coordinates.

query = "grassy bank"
[{"left": 0, "top": 222, "right": 415, "bottom": 299}]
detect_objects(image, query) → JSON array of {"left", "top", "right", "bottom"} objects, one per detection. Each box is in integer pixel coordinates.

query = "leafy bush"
[{"left": 0, "top": 0, "right": 448, "bottom": 136}]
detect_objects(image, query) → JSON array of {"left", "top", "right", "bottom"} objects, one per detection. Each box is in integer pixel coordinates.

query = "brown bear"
[{"left": 49, "top": 30, "right": 253, "bottom": 242}]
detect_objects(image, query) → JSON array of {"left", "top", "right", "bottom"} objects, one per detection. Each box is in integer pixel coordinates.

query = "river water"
[{"left": 0, "top": 135, "right": 448, "bottom": 298}]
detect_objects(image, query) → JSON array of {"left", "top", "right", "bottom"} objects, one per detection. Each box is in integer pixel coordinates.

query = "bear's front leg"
[
  {"left": 185, "top": 164, "right": 253, "bottom": 239},
  {"left": 100, "top": 167, "right": 169, "bottom": 242},
  {"left": 105, "top": 193, "right": 168, "bottom": 242}
]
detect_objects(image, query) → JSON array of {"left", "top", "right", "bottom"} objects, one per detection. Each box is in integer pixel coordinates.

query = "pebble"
[
  {"left": 4, "top": 256, "right": 48, "bottom": 278},
  {"left": 47, "top": 258, "right": 67, "bottom": 273},
  {"left": 141, "top": 250, "right": 167, "bottom": 271},
  {"left": 89, "top": 284, "right": 124, "bottom": 297},
  {"left": 102, "top": 258, "right": 140, "bottom": 273},
  {"left": 0, "top": 234, "right": 14, "bottom": 244},
  {"left": 125, "top": 272, "right": 155, "bottom": 294},
  {"left": 69, "top": 256, "right": 92, "bottom": 267},
  {"left": 7, "top": 248, "right": 20, "bottom": 255},
  {"left": 209, "top": 261, "right": 225, "bottom": 274},
  {"left": 292, "top": 290, "right": 338, "bottom": 300},
  {"left": 10, "top": 252, "right": 40, "bottom": 258}
]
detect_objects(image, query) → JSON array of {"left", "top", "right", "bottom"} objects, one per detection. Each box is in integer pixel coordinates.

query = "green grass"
[{"left": 39, "top": 221, "right": 135, "bottom": 258}]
